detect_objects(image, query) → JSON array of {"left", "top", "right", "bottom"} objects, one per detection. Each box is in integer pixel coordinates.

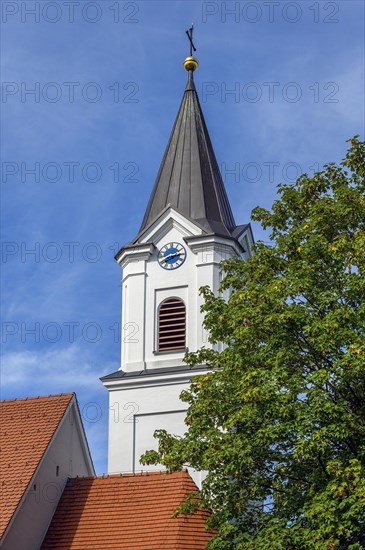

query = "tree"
[{"left": 141, "top": 137, "right": 365, "bottom": 549}]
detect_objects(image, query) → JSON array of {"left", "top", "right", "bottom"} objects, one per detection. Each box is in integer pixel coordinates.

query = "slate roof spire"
[{"left": 139, "top": 44, "right": 236, "bottom": 238}]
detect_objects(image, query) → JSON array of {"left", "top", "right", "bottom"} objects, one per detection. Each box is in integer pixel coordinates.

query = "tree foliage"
[{"left": 141, "top": 138, "right": 365, "bottom": 549}]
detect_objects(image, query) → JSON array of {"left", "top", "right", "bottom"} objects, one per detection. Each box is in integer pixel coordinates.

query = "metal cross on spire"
[{"left": 185, "top": 25, "right": 197, "bottom": 56}]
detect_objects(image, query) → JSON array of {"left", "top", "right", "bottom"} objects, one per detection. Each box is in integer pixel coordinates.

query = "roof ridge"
[
  {"left": 0, "top": 392, "right": 75, "bottom": 404},
  {"left": 71, "top": 469, "right": 188, "bottom": 481}
]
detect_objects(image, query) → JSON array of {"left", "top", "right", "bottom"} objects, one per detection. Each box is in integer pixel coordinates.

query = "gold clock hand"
[{"left": 163, "top": 252, "right": 180, "bottom": 261}]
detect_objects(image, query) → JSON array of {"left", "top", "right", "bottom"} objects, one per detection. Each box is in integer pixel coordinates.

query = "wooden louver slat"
[{"left": 158, "top": 298, "right": 186, "bottom": 351}]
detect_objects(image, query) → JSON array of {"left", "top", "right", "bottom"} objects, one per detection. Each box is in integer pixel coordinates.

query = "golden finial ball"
[{"left": 183, "top": 56, "right": 199, "bottom": 72}]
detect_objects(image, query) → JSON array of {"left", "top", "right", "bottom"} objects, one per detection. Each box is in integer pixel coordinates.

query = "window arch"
[{"left": 157, "top": 298, "right": 186, "bottom": 352}]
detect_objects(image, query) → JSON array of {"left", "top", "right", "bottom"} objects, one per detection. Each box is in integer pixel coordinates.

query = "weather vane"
[
  {"left": 183, "top": 24, "right": 199, "bottom": 73},
  {"left": 186, "top": 25, "right": 197, "bottom": 56}
]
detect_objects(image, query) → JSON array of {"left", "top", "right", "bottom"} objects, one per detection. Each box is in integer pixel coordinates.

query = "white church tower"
[{"left": 101, "top": 42, "right": 254, "bottom": 478}]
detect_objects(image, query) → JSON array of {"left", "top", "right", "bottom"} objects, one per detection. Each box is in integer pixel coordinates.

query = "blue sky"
[{"left": 1, "top": 0, "right": 364, "bottom": 474}]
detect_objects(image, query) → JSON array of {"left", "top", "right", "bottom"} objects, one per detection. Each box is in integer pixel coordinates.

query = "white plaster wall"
[
  {"left": 1, "top": 402, "right": 93, "bottom": 550},
  {"left": 107, "top": 378, "right": 190, "bottom": 474},
  {"left": 134, "top": 410, "right": 187, "bottom": 471},
  {"left": 107, "top": 210, "right": 244, "bottom": 483},
  {"left": 122, "top": 225, "right": 199, "bottom": 372},
  {"left": 119, "top": 212, "right": 240, "bottom": 373}
]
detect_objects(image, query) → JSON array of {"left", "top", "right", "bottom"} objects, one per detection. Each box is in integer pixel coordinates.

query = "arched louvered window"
[{"left": 158, "top": 298, "right": 186, "bottom": 352}]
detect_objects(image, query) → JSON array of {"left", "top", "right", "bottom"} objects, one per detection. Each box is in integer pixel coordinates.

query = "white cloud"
[{"left": 1, "top": 345, "right": 114, "bottom": 394}]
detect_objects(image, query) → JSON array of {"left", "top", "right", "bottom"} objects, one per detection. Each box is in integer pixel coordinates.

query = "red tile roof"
[
  {"left": 42, "top": 470, "right": 215, "bottom": 549},
  {"left": 0, "top": 393, "right": 74, "bottom": 538}
]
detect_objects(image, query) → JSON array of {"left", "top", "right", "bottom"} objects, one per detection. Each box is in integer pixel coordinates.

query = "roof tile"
[
  {"left": 42, "top": 471, "right": 215, "bottom": 549},
  {"left": 0, "top": 393, "right": 74, "bottom": 537}
]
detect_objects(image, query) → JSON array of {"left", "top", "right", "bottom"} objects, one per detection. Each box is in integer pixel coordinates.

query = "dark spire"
[{"left": 139, "top": 45, "right": 236, "bottom": 238}]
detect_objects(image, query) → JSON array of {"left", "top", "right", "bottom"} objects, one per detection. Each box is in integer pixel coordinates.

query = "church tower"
[{"left": 101, "top": 38, "right": 254, "bottom": 479}]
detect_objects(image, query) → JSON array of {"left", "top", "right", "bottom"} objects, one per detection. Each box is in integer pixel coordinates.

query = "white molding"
[
  {"left": 102, "top": 367, "right": 208, "bottom": 391},
  {"left": 186, "top": 235, "right": 242, "bottom": 257},
  {"left": 137, "top": 207, "right": 204, "bottom": 244},
  {"left": 117, "top": 243, "right": 155, "bottom": 268}
]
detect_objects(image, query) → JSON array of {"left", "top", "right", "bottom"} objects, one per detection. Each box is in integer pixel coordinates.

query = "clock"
[{"left": 158, "top": 242, "right": 186, "bottom": 270}]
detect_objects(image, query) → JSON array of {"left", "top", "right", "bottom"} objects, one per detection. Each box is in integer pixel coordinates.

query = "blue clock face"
[{"left": 158, "top": 242, "right": 186, "bottom": 270}]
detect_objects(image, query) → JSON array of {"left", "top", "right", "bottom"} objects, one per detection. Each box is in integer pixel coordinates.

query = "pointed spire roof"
[{"left": 139, "top": 59, "right": 236, "bottom": 238}]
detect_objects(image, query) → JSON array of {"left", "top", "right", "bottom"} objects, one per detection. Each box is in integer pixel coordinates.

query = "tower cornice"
[
  {"left": 101, "top": 365, "right": 209, "bottom": 391},
  {"left": 115, "top": 242, "right": 155, "bottom": 267}
]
